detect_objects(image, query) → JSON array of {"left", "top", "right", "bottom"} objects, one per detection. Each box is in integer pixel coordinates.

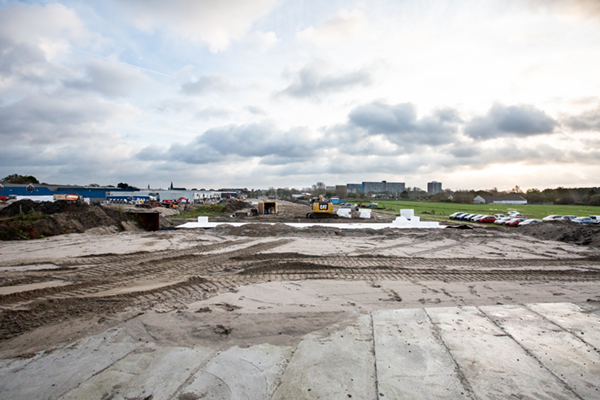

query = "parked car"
[
  {"left": 506, "top": 218, "right": 526, "bottom": 227},
  {"left": 449, "top": 212, "right": 466, "bottom": 219},
  {"left": 562, "top": 215, "right": 578, "bottom": 221},
  {"left": 468, "top": 214, "right": 484, "bottom": 222},
  {"left": 479, "top": 216, "right": 496, "bottom": 223},
  {"left": 458, "top": 213, "right": 475, "bottom": 220},
  {"left": 519, "top": 219, "right": 541, "bottom": 226},
  {"left": 588, "top": 216, "right": 600, "bottom": 224},
  {"left": 572, "top": 217, "right": 594, "bottom": 224},
  {"left": 507, "top": 211, "right": 520, "bottom": 216},
  {"left": 542, "top": 215, "right": 563, "bottom": 222},
  {"left": 494, "top": 217, "right": 513, "bottom": 225},
  {"left": 493, "top": 214, "right": 506, "bottom": 220}
]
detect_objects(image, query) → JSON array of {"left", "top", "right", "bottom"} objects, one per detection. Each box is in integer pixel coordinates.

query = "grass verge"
[{"left": 370, "top": 200, "right": 599, "bottom": 220}]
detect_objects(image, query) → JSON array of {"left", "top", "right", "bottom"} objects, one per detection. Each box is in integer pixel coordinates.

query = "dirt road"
[{"left": 1, "top": 223, "right": 600, "bottom": 343}]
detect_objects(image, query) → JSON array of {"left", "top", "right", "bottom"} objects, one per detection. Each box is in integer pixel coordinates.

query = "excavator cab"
[{"left": 307, "top": 195, "right": 337, "bottom": 219}]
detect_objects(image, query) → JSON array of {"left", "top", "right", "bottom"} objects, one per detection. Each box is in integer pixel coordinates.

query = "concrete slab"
[
  {"left": 373, "top": 308, "right": 468, "bottom": 399},
  {"left": 271, "top": 314, "right": 376, "bottom": 399},
  {"left": 177, "top": 216, "right": 443, "bottom": 230},
  {"left": 528, "top": 302, "right": 600, "bottom": 350},
  {"left": 175, "top": 344, "right": 291, "bottom": 400},
  {"left": 1, "top": 302, "right": 599, "bottom": 400},
  {"left": 0, "top": 328, "right": 138, "bottom": 400},
  {"left": 60, "top": 344, "right": 215, "bottom": 400},
  {"left": 426, "top": 306, "right": 577, "bottom": 399},
  {"left": 481, "top": 304, "right": 600, "bottom": 399}
]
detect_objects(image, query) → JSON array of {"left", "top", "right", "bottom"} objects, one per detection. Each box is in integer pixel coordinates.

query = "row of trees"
[{"left": 449, "top": 187, "right": 600, "bottom": 205}]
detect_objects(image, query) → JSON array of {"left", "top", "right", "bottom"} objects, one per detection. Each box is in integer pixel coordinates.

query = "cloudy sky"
[{"left": 1, "top": 0, "right": 599, "bottom": 191}]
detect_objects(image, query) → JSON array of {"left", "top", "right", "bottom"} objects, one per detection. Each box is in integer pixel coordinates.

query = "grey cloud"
[
  {"left": 136, "top": 122, "right": 318, "bottom": 165},
  {"left": 201, "top": 123, "right": 314, "bottom": 159},
  {"left": 64, "top": 60, "right": 143, "bottom": 98},
  {"left": 280, "top": 64, "right": 372, "bottom": 99},
  {"left": 348, "top": 102, "right": 461, "bottom": 146},
  {"left": 245, "top": 105, "right": 266, "bottom": 115},
  {"left": 563, "top": 107, "right": 600, "bottom": 131},
  {"left": 195, "top": 107, "right": 233, "bottom": 119},
  {"left": 0, "top": 36, "right": 46, "bottom": 78},
  {"left": 464, "top": 104, "right": 558, "bottom": 139},
  {"left": 182, "top": 74, "right": 233, "bottom": 95},
  {"left": 449, "top": 145, "right": 479, "bottom": 158},
  {"left": 0, "top": 94, "right": 119, "bottom": 145}
]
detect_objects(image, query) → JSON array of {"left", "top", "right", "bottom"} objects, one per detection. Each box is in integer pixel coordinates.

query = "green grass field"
[
  {"left": 365, "top": 200, "right": 600, "bottom": 220},
  {"left": 175, "top": 204, "right": 228, "bottom": 218}
]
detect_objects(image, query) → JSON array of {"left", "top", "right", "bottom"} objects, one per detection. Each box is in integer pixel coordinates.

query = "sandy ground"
[{"left": 1, "top": 201, "right": 600, "bottom": 399}]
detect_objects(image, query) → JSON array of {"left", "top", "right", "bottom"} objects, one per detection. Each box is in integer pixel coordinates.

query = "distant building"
[
  {"left": 347, "top": 183, "right": 362, "bottom": 193},
  {"left": 0, "top": 183, "right": 137, "bottom": 203},
  {"left": 473, "top": 194, "right": 527, "bottom": 205},
  {"left": 427, "top": 181, "right": 442, "bottom": 195},
  {"left": 346, "top": 181, "right": 405, "bottom": 193},
  {"left": 385, "top": 182, "right": 405, "bottom": 193}
]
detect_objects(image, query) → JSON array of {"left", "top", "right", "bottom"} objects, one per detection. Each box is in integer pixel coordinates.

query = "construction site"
[{"left": 1, "top": 199, "right": 600, "bottom": 399}]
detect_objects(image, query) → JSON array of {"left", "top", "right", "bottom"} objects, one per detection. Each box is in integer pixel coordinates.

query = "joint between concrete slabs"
[
  {"left": 267, "top": 340, "right": 297, "bottom": 399},
  {"left": 369, "top": 311, "right": 380, "bottom": 400},
  {"left": 476, "top": 305, "right": 585, "bottom": 400},
  {"left": 58, "top": 345, "right": 139, "bottom": 400},
  {"left": 167, "top": 348, "right": 221, "bottom": 400},
  {"left": 523, "top": 303, "right": 600, "bottom": 350},
  {"left": 423, "top": 308, "right": 478, "bottom": 400}
]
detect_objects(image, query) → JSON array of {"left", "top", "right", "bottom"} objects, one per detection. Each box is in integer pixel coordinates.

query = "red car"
[
  {"left": 479, "top": 216, "right": 496, "bottom": 223},
  {"left": 506, "top": 218, "right": 525, "bottom": 227}
]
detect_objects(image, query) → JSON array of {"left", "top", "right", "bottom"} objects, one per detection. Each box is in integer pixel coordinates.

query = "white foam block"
[{"left": 400, "top": 209, "right": 414, "bottom": 219}]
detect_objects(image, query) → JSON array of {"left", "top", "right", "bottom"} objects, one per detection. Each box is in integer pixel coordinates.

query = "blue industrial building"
[{"left": 0, "top": 183, "right": 139, "bottom": 203}]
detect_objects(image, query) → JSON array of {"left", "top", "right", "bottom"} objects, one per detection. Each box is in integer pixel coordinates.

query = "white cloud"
[
  {"left": 246, "top": 30, "right": 280, "bottom": 52},
  {"left": 0, "top": 2, "right": 92, "bottom": 60},
  {"left": 296, "top": 10, "right": 367, "bottom": 45},
  {"left": 114, "top": 0, "right": 279, "bottom": 52}
]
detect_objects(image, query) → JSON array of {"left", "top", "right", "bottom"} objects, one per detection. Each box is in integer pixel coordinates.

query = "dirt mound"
[
  {"left": 0, "top": 201, "right": 140, "bottom": 240},
  {"left": 0, "top": 199, "right": 88, "bottom": 218},
  {"left": 518, "top": 222, "right": 600, "bottom": 247},
  {"left": 215, "top": 223, "right": 391, "bottom": 238},
  {"left": 220, "top": 200, "right": 253, "bottom": 214}
]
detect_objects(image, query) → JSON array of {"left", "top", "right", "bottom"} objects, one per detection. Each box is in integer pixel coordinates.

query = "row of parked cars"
[
  {"left": 449, "top": 211, "right": 600, "bottom": 227},
  {"left": 540, "top": 215, "right": 600, "bottom": 224}
]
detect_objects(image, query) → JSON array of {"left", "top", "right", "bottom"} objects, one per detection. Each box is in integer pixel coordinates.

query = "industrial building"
[
  {"left": 427, "top": 181, "right": 443, "bottom": 195},
  {"left": 107, "top": 190, "right": 238, "bottom": 204},
  {"left": 473, "top": 194, "right": 528, "bottom": 205},
  {"left": 0, "top": 183, "right": 137, "bottom": 203},
  {"left": 0, "top": 182, "right": 241, "bottom": 205},
  {"left": 346, "top": 181, "right": 406, "bottom": 194}
]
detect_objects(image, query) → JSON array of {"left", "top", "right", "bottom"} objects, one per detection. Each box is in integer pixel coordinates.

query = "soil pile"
[
  {"left": 519, "top": 222, "right": 600, "bottom": 247},
  {"left": 0, "top": 200, "right": 139, "bottom": 241},
  {"left": 220, "top": 200, "right": 253, "bottom": 213},
  {"left": 0, "top": 199, "right": 88, "bottom": 218}
]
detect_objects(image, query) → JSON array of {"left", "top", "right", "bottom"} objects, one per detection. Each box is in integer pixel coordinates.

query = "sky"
[{"left": 1, "top": 0, "right": 599, "bottom": 191}]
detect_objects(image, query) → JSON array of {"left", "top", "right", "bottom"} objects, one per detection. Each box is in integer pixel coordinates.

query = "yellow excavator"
[{"left": 306, "top": 195, "right": 339, "bottom": 219}]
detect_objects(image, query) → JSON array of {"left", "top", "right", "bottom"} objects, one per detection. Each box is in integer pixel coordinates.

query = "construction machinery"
[
  {"left": 53, "top": 193, "right": 83, "bottom": 203},
  {"left": 307, "top": 195, "right": 338, "bottom": 219},
  {"left": 172, "top": 197, "right": 189, "bottom": 210}
]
